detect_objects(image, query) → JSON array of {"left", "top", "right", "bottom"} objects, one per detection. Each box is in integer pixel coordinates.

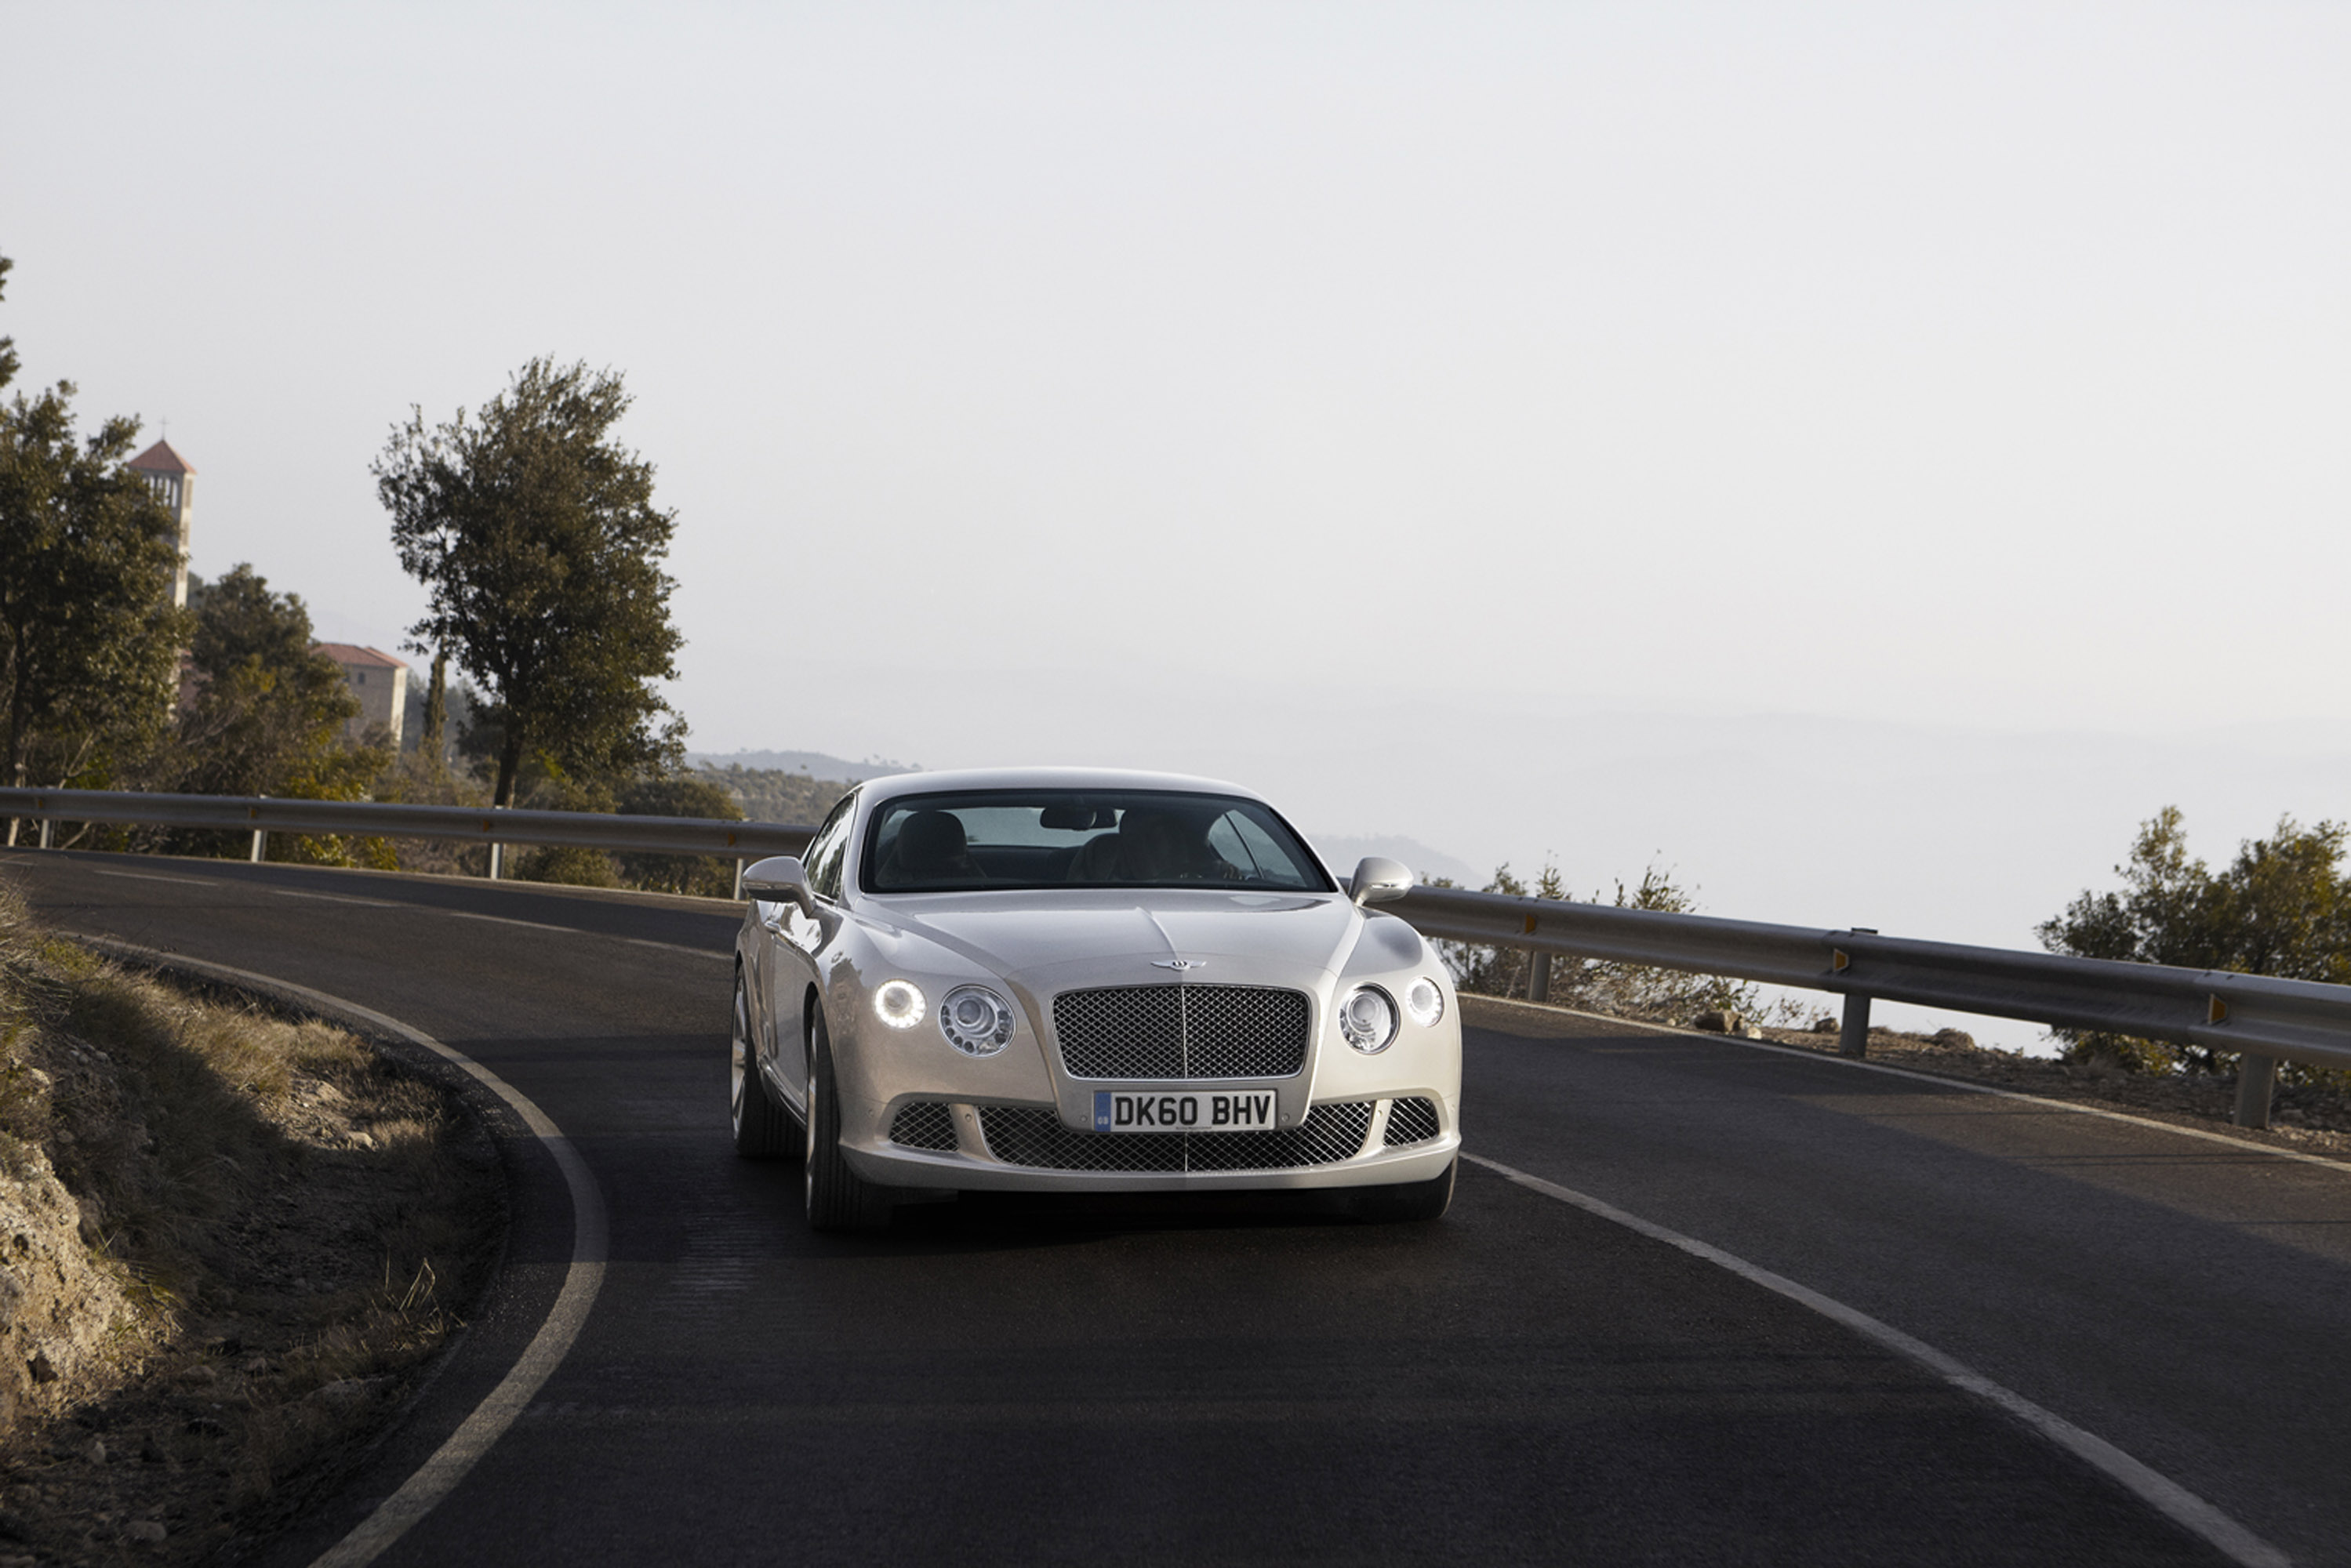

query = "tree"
[
  {"left": 374, "top": 358, "right": 685, "bottom": 807},
  {"left": 0, "top": 251, "right": 187, "bottom": 794},
  {"left": 614, "top": 774, "right": 747, "bottom": 897},
  {"left": 0, "top": 255, "right": 18, "bottom": 392},
  {"left": 418, "top": 648, "right": 449, "bottom": 774},
  {"left": 173, "top": 564, "right": 374, "bottom": 793},
  {"left": 2039, "top": 808, "right": 2351, "bottom": 1072},
  {"left": 164, "top": 564, "right": 388, "bottom": 863},
  {"left": 1433, "top": 858, "right": 1769, "bottom": 1023}
]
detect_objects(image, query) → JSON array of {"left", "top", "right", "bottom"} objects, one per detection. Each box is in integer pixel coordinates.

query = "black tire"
[
  {"left": 804, "top": 1007, "right": 893, "bottom": 1232},
  {"left": 731, "top": 972, "right": 796, "bottom": 1159},
  {"left": 1353, "top": 1156, "right": 1456, "bottom": 1222}
]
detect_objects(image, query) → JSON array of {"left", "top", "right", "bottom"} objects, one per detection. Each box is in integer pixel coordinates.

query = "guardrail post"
[
  {"left": 249, "top": 827, "right": 265, "bottom": 862},
  {"left": 1527, "top": 949, "right": 1550, "bottom": 1004},
  {"left": 2234, "top": 1052, "right": 2279, "bottom": 1129},
  {"left": 1839, "top": 991, "right": 1872, "bottom": 1058},
  {"left": 38, "top": 817, "right": 54, "bottom": 851},
  {"left": 732, "top": 857, "right": 746, "bottom": 901},
  {"left": 487, "top": 840, "right": 503, "bottom": 880}
]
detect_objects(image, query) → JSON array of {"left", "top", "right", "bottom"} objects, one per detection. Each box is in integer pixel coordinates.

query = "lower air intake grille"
[
  {"left": 979, "top": 1102, "right": 1375, "bottom": 1173},
  {"left": 888, "top": 1102, "right": 958, "bottom": 1152},
  {"left": 1383, "top": 1097, "right": 1441, "bottom": 1146},
  {"left": 1052, "top": 984, "right": 1310, "bottom": 1080}
]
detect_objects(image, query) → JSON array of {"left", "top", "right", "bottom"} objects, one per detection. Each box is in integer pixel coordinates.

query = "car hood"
[{"left": 872, "top": 890, "right": 1364, "bottom": 991}]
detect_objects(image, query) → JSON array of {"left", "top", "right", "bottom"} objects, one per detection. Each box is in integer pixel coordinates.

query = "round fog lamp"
[
  {"left": 939, "top": 985, "right": 1015, "bottom": 1056},
  {"left": 1404, "top": 976, "right": 1445, "bottom": 1029},
  {"left": 1339, "top": 986, "right": 1399, "bottom": 1054},
  {"left": 874, "top": 979, "right": 926, "bottom": 1030}
]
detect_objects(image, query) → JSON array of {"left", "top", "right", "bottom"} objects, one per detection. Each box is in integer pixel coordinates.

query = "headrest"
[{"left": 896, "top": 810, "right": 968, "bottom": 866}]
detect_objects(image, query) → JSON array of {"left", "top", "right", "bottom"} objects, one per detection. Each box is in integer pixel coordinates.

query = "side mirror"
[
  {"left": 1349, "top": 856, "right": 1415, "bottom": 907},
  {"left": 741, "top": 855, "right": 814, "bottom": 912}
]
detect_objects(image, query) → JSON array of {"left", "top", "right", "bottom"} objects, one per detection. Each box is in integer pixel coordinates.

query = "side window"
[
  {"left": 1226, "top": 812, "right": 1308, "bottom": 884},
  {"left": 1205, "top": 813, "right": 1255, "bottom": 876},
  {"left": 804, "top": 793, "right": 858, "bottom": 903}
]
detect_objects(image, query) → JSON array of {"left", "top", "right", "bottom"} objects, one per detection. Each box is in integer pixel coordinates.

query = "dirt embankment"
[{"left": 0, "top": 884, "right": 504, "bottom": 1565}]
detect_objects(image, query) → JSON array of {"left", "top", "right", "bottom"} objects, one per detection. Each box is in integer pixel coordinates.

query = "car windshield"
[{"left": 862, "top": 789, "right": 1335, "bottom": 895}]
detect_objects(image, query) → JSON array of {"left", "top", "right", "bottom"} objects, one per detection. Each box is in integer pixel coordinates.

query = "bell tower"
[{"left": 126, "top": 438, "right": 194, "bottom": 608}]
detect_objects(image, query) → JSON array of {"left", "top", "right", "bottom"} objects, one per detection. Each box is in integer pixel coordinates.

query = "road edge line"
[
  {"left": 1462, "top": 1150, "right": 2290, "bottom": 1568},
  {"left": 71, "top": 936, "right": 609, "bottom": 1568}
]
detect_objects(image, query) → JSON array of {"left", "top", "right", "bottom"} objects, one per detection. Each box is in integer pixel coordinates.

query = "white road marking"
[
  {"left": 84, "top": 866, "right": 216, "bottom": 887},
  {"left": 1466, "top": 1150, "right": 2292, "bottom": 1568},
  {"left": 429, "top": 906, "right": 730, "bottom": 960},
  {"left": 65, "top": 936, "right": 610, "bottom": 1568},
  {"left": 271, "top": 889, "right": 401, "bottom": 908}
]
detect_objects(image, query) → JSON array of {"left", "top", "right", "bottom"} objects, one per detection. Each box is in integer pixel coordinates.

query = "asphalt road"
[{"left": 10, "top": 848, "right": 2348, "bottom": 1565}]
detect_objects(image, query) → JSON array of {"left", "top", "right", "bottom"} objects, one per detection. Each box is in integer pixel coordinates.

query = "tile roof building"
[{"left": 312, "top": 643, "right": 408, "bottom": 751}]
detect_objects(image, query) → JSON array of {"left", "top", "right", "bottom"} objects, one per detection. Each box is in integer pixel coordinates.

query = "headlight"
[
  {"left": 939, "top": 985, "right": 1016, "bottom": 1056},
  {"left": 1404, "top": 976, "right": 1445, "bottom": 1029},
  {"left": 874, "top": 979, "right": 926, "bottom": 1029},
  {"left": 1339, "top": 986, "right": 1398, "bottom": 1053}
]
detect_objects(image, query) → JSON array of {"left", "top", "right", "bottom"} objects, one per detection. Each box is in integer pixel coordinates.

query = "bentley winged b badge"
[{"left": 1151, "top": 958, "right": 1206, "bottom": 972}]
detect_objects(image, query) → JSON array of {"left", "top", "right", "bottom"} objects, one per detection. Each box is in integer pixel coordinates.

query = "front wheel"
[
  {"left": 1352, "top": 1156, "right": 1456, "bottom": 1223},
  {"left": 731, "top": 973, "right": 796, "bottom": 1159},
  {"left": 804, "top": 1007, "right": 893, "bottom": 1232}
]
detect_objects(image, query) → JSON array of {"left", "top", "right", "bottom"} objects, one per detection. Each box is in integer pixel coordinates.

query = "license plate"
[{"left": 1092, "top": 1090, "right": 1277, "bottom": 1132}]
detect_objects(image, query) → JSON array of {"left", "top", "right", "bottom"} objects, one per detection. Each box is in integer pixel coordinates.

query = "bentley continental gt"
[{"left": 729, "top": 769, "right": 1462, "bottom": 1230}]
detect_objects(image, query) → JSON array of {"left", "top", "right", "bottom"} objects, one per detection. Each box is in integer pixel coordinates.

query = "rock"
[
  {"left": 1930, "top": 1028, "right": 1976, "bottom": 1049},
  {"left": 184, "top": 1416, "right": 225, "bottom": 1438},
  {"left": 1809, "top": 1016, "right": 1838, "bottom": 1033},
  {"left": 82, "top": 1438, "right": 106, "bottom": 1465},
  {"left": 125, "top": 1520, "right": 167, "bottom": 1545},
  {"left": 173, "top": 1363, "right": 219, "bottom": 1387},
  {"left": 1742, "top": 1025, "right": 1764, "bottom": 1040},
  {"left": 24, "top": 1352, "right": 57, "bottom": 1385},
  {"left": 1692, "top": 1010, "right": 1741, "bottom": 1034}
]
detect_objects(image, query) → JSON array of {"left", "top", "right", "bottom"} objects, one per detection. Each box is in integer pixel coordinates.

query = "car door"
[{"left": 761, "top": 789, "right": 858, "bottom": 1109}]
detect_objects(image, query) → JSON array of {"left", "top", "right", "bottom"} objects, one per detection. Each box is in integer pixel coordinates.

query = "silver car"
[{"left": 729, "top": 768, "right": 1463, "bottom": 1231}]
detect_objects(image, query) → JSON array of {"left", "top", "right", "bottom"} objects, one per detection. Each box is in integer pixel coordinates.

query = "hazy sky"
[{"left": 7, "top": 2, "right": 2349, "bottom": 1011}]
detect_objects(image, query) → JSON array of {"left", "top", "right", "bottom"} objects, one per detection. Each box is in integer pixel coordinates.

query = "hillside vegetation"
[{"left": 686, "top": 763, "right": 850, "bottom": 827}]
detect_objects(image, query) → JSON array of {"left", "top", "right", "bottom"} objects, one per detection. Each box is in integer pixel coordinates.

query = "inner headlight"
[
  {"left": 939, "top": 985, "right": 1015, "bottom": 1056},
  {"left": 1404, "top": 976, "right": 1445, "bottom": 1029},
  {"left": 874, "top": 979, "right": 926, "bottom": 1030},
  {"left": 1339, "top": 985, "right": 1399, "bottom": 1053}
]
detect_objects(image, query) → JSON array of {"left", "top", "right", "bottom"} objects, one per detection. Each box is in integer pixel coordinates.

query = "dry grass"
[{"left": 0, "top": 877, "right": 504, "bottom": 1563}]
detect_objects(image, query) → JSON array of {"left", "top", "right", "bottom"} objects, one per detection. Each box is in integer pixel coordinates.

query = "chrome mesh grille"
[
  {"left": 1383, "top": 1096, "right": 1441, "bottom": 1146},
  {"left": 1052, "top": 984, "right": 1310, "bottom": 1080},
  {"left": 1190, "top": 1102, "right": 1372, "bottom": 1171},
  {"left": 979, "top": 1102, "right": 1373, "bottom": 1173},
  {"left": 888, "top": 1101, "right": 958, "bottom": 1152}
]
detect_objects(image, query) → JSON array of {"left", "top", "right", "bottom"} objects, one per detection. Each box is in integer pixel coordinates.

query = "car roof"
[{"left": 856, "top": 767, "right": 1270, "bottom": 806}]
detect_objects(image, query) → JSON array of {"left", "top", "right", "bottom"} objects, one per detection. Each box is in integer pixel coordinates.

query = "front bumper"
[{"left": 840, "top": 1091, "right": 1461, "bottom": 1192}]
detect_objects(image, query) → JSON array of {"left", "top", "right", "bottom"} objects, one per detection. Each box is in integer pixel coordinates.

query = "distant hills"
[
  {"left": 685, "top": 750, "right": 920, "bottom": 782},
  {"left": 1306, "top": 834, "right": 1474, "bottom": 885}
]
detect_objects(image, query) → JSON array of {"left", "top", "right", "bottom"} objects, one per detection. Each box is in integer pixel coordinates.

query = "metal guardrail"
[
  {"left": 1397, "top": 882, "right": 2348, "bottom": 1127},
  {"left": 0, "top": 786, "right": 815, "bottom": 883},
  {"left": 5, "top": 786, "right": 2342, "bottom": 1128}
]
